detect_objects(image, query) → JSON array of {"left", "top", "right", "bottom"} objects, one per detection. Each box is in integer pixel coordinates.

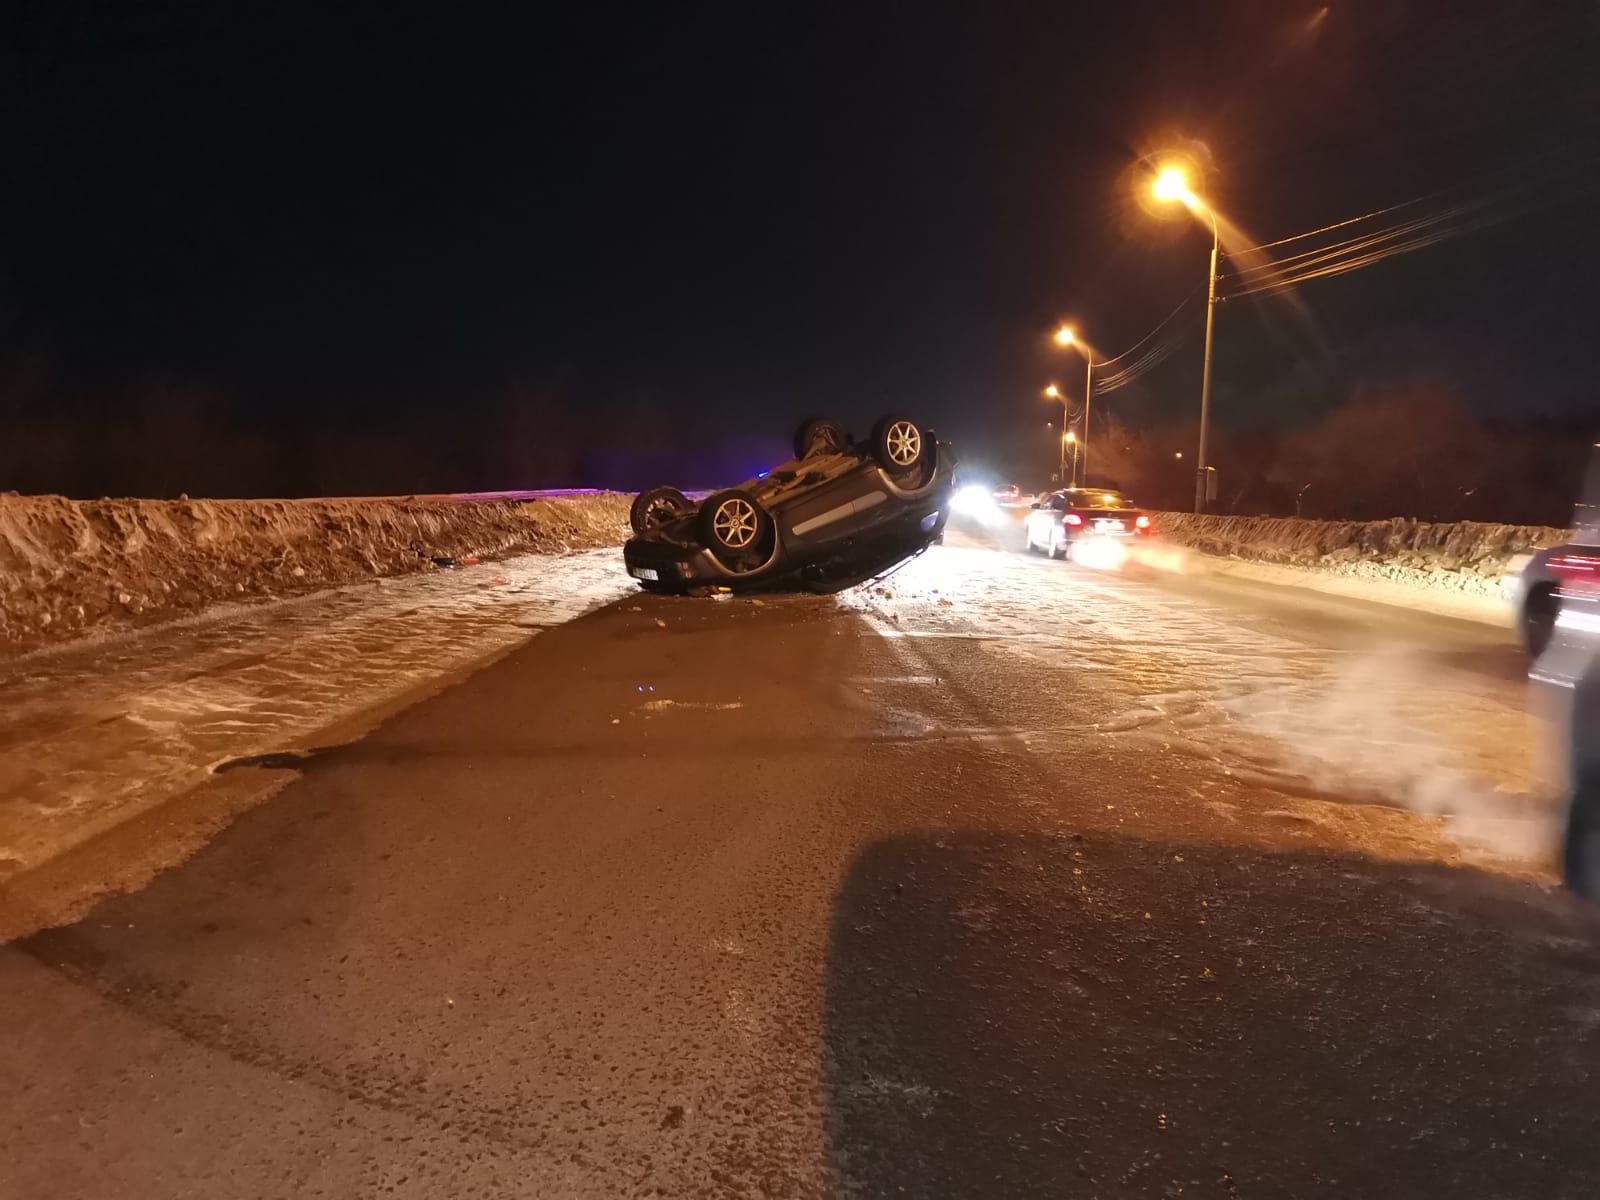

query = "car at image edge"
[{"left": 1528, "top": 446, "right": 1600, "bottom": 896}]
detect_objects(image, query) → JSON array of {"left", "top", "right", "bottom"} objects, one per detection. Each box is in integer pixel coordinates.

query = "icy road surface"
[
  {"left": 5, "top": 532, "right": 1597, "bottom": 1197},
  {"left": 854, "top": 533, "right": 1556, "bottom": 867},
  {"left": 0, "top": 549, "right": 629, "bottom": 888}
]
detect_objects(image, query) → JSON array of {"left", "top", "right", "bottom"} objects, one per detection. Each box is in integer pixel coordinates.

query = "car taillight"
[
  {"left": 1553, "top": 554, "right": 1600, "bottom": 575},
  {"left": 1135, "top": 514, "right": 1151, "bottom": 530},
  {"left": 1063, "top": 513, "right": 1084, "bottom": 526}
]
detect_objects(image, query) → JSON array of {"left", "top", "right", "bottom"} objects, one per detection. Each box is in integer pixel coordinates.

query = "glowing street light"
[
  {"left": 1043, "top": 383, "right": 1073, "bottom": 483},
  {"left": 1051, "top": 328, "right": 1095, "bottom": 487},
  {"left": 1149, "top": 156, "right": 1220, "bottom": 513},
  {"left": 1152, "top": 166, "right": 1190, "bottom": 204}
]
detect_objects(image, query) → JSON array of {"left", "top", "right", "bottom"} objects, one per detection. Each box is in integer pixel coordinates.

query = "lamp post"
[
  {"left": 1064, "top": 429, "right": 1078, "bottom": 486},
  {"left": 1052, "top": 325, "right": 1095, "bottom": 487},
  {"left": 1043, "top": 384, "right": 1069, "bottom": 483},
  {"left": 1151, "top": 166, "right": 1219, "bottom": 513}
]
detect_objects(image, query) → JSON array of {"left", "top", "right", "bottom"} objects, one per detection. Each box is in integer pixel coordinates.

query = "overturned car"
[{"left": 623, "top": 415, "right": 954, "bottom": 594}]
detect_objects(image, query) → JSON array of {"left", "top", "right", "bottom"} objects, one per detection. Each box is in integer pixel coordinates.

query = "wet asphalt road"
[{"left": 4, "top": 538, "right": 1600, "bottom": 1197}]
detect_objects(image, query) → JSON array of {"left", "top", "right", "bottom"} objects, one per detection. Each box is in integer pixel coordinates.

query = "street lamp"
[
  {"left": 1064, "top": 429, "right": 1078, "bottom": 484},
  {"left": 1149, "top": 162, "right": 1220, "bottom": 514},
  {"left": 1043, "top": 384, "right": 1071, "bottom": 483},
  {"left": 1050, "top": 325, "right": 1095, "bottom": 487}
]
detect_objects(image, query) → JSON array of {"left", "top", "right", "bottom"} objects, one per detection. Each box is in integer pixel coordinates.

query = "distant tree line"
[
  {"left": 2, "top": 366, "right": 1591, "bottom": 527},
  {"left": 1086, "top": 382, "right": 1590, "bottom": 527},
  {"left": 0, "top": 371, "right": 787, "bottom": 500}
]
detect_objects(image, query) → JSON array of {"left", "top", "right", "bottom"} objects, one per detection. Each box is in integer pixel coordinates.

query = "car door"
[
  {"left": 1026, "top": 495, "right": 1058, "bottom": 548},
  {"left": 778, "top": 462, "right": 887, "bottom": 552}
]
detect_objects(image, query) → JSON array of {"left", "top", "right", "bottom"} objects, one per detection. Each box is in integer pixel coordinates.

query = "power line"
[
  {"left": 1221, "top": 152, "right": 1600, "bottom": 298},
  {"left": 1230, "top": 192, "right": 1441, "bottom": 255},
  {"left": 1226, "top": 191, "right": 1538, "bottom": 297},
  {"left": 1225, "top": 198, "right": 1492, "bottom": 279},
  {"left": 1095, "top": 290, "right": 1198, "bottom": 367},
  {"left": 1095, "top": 319, "right": 1192, "bottom": 393}
]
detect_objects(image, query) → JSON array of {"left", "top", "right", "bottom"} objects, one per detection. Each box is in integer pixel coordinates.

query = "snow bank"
[
  {"left": 1153, "top": 512, "right": 1568, "bottom": 599},
  {"left": 0, "top": 491, "right": 631, "bottom": 657}
]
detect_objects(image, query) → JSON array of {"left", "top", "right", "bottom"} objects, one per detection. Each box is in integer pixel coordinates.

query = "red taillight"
[
  {"left": 1063, "top": 512, "right": 1084, "bottom": 527},
  {"left": 1553, "top": 554, "right": 1600, "bottom": 575},
  {"left": 1135, "top": 514, "right": 1151, "bottom": 530}
]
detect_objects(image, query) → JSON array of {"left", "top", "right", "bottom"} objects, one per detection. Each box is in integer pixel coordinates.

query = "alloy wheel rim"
[
  {"left": 886, "top": 421, "right": 921, "bottom": 466},
  {"left": 714, "top": 499, "right": 758, "bottom": 548}
]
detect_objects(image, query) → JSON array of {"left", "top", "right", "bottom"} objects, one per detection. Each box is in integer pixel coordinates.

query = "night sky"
[{"left": 4, "top": 2, "right": 1599, "bottom": 496}]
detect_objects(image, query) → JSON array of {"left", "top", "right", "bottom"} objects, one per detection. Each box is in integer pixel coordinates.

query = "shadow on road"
[{"left": 823, "top": 829, "right": 1600, "bottom": 1198}]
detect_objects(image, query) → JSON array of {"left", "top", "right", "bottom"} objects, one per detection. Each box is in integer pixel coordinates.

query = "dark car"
[
  {"left": 1021, "top": 487, "right": 1153, "bottom": 560},
  {"left": 1531, "top": 446, "right": 1600, "bottom": 896},
  {"left": 622, "top": 414, "right": 954, "bottom": 594}
]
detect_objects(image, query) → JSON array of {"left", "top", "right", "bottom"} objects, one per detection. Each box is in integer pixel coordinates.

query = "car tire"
[
  {"left": 870, "top": 414, "right": 926, "bottom": 475},
  {"left": 1050, "top": 533, "right": 1069, "bottom": 561},
  {"left": 630, "top": 486, "right": 693, "bottom": 536},
  {"left": 1564, "top": 765, "right": 1600, "bottom": 899},
  {"left": 698, "top": 489, "right": 773, "bottom": 565},
  {"left": 793, "top": 417, "right": 847, "bottom": 460},
  {"left": 1522, "top": 582, "right": 1560, "bottom": 659}
]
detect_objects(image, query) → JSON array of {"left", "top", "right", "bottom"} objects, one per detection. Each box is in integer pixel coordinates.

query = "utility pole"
[
  {"left": 1080, "top": 356, "right": 1094, "bottom": 488},
  {"left": 1044, "top": 385, "right": 1069, "bottom": 483},
  {"left": 1195, "top": 210, "right": 1219, "bottom": 513}
]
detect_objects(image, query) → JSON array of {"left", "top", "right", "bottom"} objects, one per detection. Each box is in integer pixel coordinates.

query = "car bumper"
[{"left": 622, "top": 539, "right": 749, "bottom": 587}]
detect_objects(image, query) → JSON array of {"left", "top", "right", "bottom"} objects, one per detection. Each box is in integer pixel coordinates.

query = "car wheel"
[
  {"left": 630, "top": 486, "right": 693, "bottom": 536},
  {"left": 1049, "top": 533, "right": 1069, "bottom": 561},
  {"left": 1564, "top": 765, "right": 1600, "bottom": 900},
  {"left": 698, "top": 488, "right": 773, "bottom": 565},
  {"left": 1522, "top": 583, "right": 1560, "bottom": 659},
  {"left": 793, "top": 417, "right": 847, "bottom": 459},
  {"left": 870, "top": 414, "right": 926, "bottom": 475}
]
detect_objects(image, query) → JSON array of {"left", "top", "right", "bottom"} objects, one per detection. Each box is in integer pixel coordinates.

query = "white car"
[
  {"left": 1509, "top": 546, "right": 1575, "bottom": 658},
  {"left": 1530, "top": 447, "right": 1600, "bottom": 896},
  {"left": 1022, "top": 488, "right": 1152, "bottom": 560}
]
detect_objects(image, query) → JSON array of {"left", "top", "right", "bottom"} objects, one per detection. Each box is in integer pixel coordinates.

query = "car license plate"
[
  {"left": 1095, "top": 519, "right": 1125, "bottom": 532},
  {"left": 629, "top": 566, "right": 660, "bottom": 581}
]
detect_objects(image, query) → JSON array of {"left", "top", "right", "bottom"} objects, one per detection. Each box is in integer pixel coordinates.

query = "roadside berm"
[{"left": 0, "top": 491, "right": 630, "bottom": 657}]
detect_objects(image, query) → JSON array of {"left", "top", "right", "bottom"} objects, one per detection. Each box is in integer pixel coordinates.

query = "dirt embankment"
[
  {"left": 0, "top": 491, "right": 631, "bottom": 657},
  {"left": 1155, "top": 512, "right": 1568, "bottom": 596}
]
